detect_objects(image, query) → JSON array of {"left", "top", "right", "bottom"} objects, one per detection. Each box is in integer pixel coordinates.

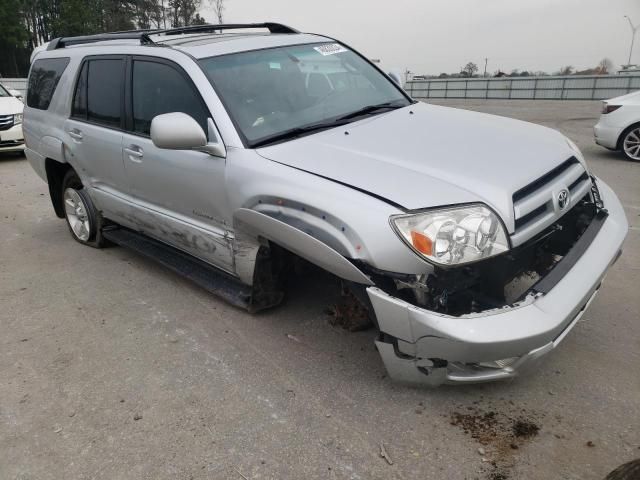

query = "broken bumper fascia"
[{"left": 368, "top": 179, "right": 628, "bottom": 386}]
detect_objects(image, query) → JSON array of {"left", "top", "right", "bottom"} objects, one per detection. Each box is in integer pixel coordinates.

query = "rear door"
[
  {"left": 120, "top": 56, "right": 234, "bottom": 273},
  {"left": 64, "top": 56, "right": 129, "bottom": 221}
]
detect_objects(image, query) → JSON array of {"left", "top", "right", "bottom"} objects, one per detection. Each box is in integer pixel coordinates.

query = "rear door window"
[
  {"left": 71, "top": 62, "right": 87, "bottom": 118},
  {"left": 27, "top": 57, "right": 70, "bottom": 110},
  {"left": 86, "top": 59, "right": 124, "bottom": 128},
  {"left": 131, "top": 59, "right": 209, "bottom": 136}
]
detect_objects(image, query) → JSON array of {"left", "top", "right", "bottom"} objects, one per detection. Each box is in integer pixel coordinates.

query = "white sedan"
[
  {"left": 594, "top": 90, "right": 640, "bottom": 161},
  {"left": 0, "top": 83, "right": 24, "bottom": 154}
]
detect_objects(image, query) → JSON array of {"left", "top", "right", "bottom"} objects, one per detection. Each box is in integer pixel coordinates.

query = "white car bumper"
[
  {"left": 0, "top": 123, "right": 25, "bottom": 153},
  {"left": 369, "top": 179, "right": 628, "bottom": 386}
]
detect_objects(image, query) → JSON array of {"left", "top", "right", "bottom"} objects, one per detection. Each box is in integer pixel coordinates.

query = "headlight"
[
  {"left": 13, "top": 113, "right": 23, "bottom": 125},
  {"left": 390, "top": 204, "right": 510, "bottom": 266}
]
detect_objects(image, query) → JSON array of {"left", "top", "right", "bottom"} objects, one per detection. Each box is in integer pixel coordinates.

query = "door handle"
[
  {"left": 68, "top": 129, "right": 83, "bottom": 141},
  {"left": 124, "top": 145, "right": 144, "bottom": 162}
]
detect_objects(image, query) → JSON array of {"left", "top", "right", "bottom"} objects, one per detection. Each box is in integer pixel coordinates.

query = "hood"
[
  {"left": 257, "top": 102, "right": 577, "bottom": 233},
  {"left": 0, "top": 95, "right": 24, "bottom": 115}
]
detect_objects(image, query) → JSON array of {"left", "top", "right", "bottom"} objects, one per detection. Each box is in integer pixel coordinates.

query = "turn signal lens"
[{"left": 410, "top": 230, "right": 433, "bottom": 255}]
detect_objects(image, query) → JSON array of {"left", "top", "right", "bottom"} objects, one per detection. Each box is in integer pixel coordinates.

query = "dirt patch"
[
  {"left": 326, "top": 289, "right": 373, "bottom": 332},
  {"left": 450, "top": 405, "right": 542, "bottom": 480},
  {"left": 512, "top": 419, "right": 539, "bottom": 439}
]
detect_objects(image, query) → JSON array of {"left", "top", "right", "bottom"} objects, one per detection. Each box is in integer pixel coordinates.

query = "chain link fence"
[{"left": 405, "top": 74, "right": 640, "bottom": 101}]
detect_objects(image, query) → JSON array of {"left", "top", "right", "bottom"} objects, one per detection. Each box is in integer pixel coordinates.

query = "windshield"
[
  {"left": 0, "top": 84, "right": 10, "bottom": 97},
  {"left": 199, "top": 42, "right": 410, "bottom": 146}
]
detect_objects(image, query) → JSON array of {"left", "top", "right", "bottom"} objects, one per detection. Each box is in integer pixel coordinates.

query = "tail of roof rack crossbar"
[{"left": 47, "top": 22, "right": 299, "bottom": 50}]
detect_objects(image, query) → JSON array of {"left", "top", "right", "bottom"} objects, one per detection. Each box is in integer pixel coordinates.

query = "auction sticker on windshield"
[{"left": 314, "top": 44, "right": 348, "bottom": 56}]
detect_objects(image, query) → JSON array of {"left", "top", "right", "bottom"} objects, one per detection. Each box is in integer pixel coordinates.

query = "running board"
[{"left": 103, "top": 227, "right": 252, "bottom": 310}]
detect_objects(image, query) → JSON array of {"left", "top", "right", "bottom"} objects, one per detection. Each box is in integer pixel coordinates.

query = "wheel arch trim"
[{"left": 234, "top": 208, "right": 374, "bottom": 285}]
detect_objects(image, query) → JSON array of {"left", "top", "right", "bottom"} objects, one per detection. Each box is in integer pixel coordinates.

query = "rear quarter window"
[{"left": 27, "top": 57, "right": 70, "bottom": 110}]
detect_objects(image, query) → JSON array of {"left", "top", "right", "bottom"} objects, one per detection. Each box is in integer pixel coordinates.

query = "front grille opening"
[
  {"left": 569, "top": 172, "right": 589, "bottom": 192},
  {"left": 514, "top": 202, "right": 550, "bottom": 230},
  {"left": 512, "top": 157, "right": 579, "bottom": 202}
]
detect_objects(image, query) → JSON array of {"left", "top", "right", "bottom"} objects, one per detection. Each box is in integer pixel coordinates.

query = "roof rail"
[
  {"left": 159, "top": 22, "right": 299, "bottom": 36},
  {"left": 47, "top": 32, "right": 156, "bottom": 50},
  {"left": 47, "top": 23, "right": 298, "bottom": 50}
]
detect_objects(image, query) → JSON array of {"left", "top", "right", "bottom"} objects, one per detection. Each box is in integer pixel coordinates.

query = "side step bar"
[{"left": 103, "top": 227, "right": 252, "bottom": 310}]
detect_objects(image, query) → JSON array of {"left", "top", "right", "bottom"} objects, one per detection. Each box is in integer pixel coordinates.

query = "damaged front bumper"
[{"left": 369, "top": 179, "right": 628, "bottom": 386}]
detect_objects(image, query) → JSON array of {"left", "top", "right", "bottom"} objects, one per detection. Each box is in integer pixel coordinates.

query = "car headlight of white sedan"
[
  {"left": 390, "top": 204, "right": 510, "bottom": 266},
  {"left": 13, "top": 113, "right": 23, "bottom": 125}
]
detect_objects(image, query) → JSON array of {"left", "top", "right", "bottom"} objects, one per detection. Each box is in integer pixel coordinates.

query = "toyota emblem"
[{"left": 557, "top": 189, "right": 569, "bottom": 210}]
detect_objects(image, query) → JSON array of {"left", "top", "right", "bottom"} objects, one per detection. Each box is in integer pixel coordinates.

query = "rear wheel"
[
  {"left": 621, "top": 125, "right": 640, "bottom": 161},
  {"left": 61, "top": 170, "right": 105, "bottom": 247}
]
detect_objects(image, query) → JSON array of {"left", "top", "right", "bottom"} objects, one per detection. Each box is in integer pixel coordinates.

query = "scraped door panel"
[{"left": 121, "top": 58, "right": 234, "bottom": 273}]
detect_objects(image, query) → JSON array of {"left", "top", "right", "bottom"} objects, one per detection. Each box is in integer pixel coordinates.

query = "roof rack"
[
  {"left": 47, "top": 23, "right": 298, "bottom": 50},
  {"left": 159, "top": 22, "right": 299, "bottom": 36}
]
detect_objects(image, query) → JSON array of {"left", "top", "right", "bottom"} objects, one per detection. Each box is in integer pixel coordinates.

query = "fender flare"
[
  {"left": 234, "top": 208, "right": 373, "bottom": 285},
  {"left": 40, "top": 135, "right": 66, "bottom": 163}
]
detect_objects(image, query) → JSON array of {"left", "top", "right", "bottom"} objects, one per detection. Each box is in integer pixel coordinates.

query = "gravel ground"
[{"left": 1, "top": 100, "right": 638, "bottom": 480}]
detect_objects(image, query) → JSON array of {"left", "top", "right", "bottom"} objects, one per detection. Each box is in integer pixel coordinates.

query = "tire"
[
  {"left": 61, "top": 169, "right": 105, "bottom": 248},
  {"left": 619, "top": 124, "right": 640, "bottom": 162}
]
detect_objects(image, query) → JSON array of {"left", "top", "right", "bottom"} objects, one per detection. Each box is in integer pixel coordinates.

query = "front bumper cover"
[
  {"left": 369, "top": 179, "right": 628, "bottom": 386},
  {"left": 0, "top": 123, "right": 24, "bottom": 152}
]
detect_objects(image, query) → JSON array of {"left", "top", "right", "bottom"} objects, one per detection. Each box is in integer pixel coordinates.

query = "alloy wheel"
[
  {"left": 623, "top": 128, "right": 640, "bottom": 161},
  {"left": 63, "top": 188, "right": 91, "bottom": 241}
]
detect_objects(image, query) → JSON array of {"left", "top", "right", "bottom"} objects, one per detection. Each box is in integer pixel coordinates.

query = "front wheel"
[
  {"left": 62, "top": 170, "right": 105, "bottom": 247},
  {"left": 621, "top": 125, "right": 640, "bottom": 161}
]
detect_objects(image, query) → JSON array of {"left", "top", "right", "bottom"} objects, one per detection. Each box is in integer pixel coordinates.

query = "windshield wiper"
[
  {"left": 335, "top": 101, "right": 405, "bottom": 121},
  {"left": 251, "top": 102, "right": 406, "bottom": 148},
  {"left": 252, "top": 119, "right": 351, "bottom": 148}
]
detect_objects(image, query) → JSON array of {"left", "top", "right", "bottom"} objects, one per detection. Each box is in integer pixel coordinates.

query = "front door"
[{"left": 121, "top": 57, "right": 234, "bottom": 273}]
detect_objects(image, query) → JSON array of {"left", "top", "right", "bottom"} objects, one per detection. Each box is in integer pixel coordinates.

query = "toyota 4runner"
[{"left": 23, "top": 23, "right": 628, "bottom": 385}]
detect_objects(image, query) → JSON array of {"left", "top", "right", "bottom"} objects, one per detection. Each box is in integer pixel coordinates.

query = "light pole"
[{"left": 624, "top": 15, "right": 639, "bottom": 66}]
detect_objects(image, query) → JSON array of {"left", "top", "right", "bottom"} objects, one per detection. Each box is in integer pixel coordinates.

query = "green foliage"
[{"left": 0, "top": 0, "right": 210, "bottom": 76}]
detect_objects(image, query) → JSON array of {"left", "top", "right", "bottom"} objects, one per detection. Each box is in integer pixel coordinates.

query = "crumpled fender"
[{"left": 234, "top": 207, "right": 373, "bottom": 285}]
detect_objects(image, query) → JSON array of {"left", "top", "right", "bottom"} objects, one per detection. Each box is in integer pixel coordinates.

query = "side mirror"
[
  {"left": 150, "top": 112, "right": 226, "bottom": 158},
  {"left": 151, "top": 112, "right": 207, "bottom": 150},
  {"left": 9, "top": 89, "right": 23, "bottom": 101}
]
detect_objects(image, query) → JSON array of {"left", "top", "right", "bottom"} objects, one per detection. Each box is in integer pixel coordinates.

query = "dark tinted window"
[
  {"left": 132, "top": 60, "right": 209, "bottom": 135},
  {"left": 72, "top": 62, "right": 87, "bottom": 118},
  {"left": 87, "top": 59, "right": 123, "bottom": 128},
  {"left": 27, "top": 58, "right": 70, "bottom": 110}
]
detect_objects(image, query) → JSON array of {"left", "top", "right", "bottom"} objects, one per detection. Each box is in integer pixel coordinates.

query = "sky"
[{"left": 201, "top": 0, "right": 640, "bottom": 76}]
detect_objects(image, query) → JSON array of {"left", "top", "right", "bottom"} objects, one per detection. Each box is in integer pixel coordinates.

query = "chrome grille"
[
  {"left": 0, "top": 114, "right": 14, "bottom": 131},
  {"left": 511, "top": 157, "right": 592, "bottom": 246}
]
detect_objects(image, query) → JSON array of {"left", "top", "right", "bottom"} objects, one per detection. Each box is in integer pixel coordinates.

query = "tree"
[
  {"left": 460, "top": 62, "right": 478, "bottom": 78},
  {"left": 0, "top": 0, "right": 29, "bottom": 76},
  {"left": 597, "top": 58, "right": 614, "bottom": 75},
  {"left": 558, "top": 65, "right": 574, "bottom": 75},
  {"left": 0, "top": 0, "right": 209, "bottom": 76},
  {"left": 211, "top": 0, "right": 224, "bottom": 23}
]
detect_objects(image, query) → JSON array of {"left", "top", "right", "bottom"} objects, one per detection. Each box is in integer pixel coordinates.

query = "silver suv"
[{"left": 24, "top": 23, "right": 628, "bottom": 386}]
